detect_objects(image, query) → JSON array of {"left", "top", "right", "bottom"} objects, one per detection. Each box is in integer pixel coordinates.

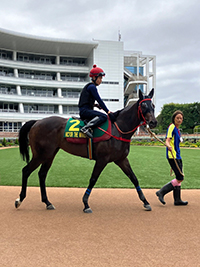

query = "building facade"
[{"left": 0, "top": 28, "right": 155, "bottom": 135}]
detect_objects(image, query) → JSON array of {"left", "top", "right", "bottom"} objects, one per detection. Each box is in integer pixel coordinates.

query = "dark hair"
[{"left": 172, "top": 110, "right": 183, "bottom": 123}]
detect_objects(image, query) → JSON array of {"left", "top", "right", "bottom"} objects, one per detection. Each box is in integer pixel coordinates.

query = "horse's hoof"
[
  {"left": 15, "top": 198, "right": 21, "bottom": 209},
  {"left": 46, "top": 204, "right": 55, "bottom": 210},
  {"left": 83, "top": 208, "right": 93, "bottom": 213},
  {"left": 144, "top": 204, "right": 152, "bottom": 211}
]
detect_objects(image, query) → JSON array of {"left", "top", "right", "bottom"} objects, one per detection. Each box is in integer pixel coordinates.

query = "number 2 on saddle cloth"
[{"left": 64, "top": 118, "right": 111, "bottom": 144}]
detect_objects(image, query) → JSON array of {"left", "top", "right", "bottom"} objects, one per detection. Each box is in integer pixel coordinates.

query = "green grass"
[{"left": 0, "top": 146, "right": 200, "bottom": 189}]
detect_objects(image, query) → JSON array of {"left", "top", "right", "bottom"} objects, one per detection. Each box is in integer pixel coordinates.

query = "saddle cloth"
[{"left": 64, "top": 117, "right": 111, "bottom": 144}]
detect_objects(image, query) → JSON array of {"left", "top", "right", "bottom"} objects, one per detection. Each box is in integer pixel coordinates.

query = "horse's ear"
[
  {"left": 139, "top": 89, "right": 143, "bottom": 100},
  {"left": 148, "top": 88, "right": 154, "bottom": 99}
]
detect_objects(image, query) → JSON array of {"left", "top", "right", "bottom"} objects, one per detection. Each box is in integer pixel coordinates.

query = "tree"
[{"left": 156, "top": 102, "right": 200, "bottom": 133}]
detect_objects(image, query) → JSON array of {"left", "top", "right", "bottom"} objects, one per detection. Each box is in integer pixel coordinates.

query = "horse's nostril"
[{"left": 149, "top": 121, "right": 157, "bottom": 128}]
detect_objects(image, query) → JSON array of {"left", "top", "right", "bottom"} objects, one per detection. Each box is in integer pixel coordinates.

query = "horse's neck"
[{"left": 116, "top": 103, "right": 140, "bottom": 136}]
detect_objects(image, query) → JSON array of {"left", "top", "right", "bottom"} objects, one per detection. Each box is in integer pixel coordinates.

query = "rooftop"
[{"left": 0, "top": 28, "right": 98, "bottom": 57}]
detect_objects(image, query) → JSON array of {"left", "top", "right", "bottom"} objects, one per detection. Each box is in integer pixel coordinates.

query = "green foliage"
[
  {"left": 15, "top": 139, "right": 19, "bottom": 145},
  {"left": 157, "top": 102, "right": 200, "bottom": 133},
  {"left": 2, "top": 138, "right": 7, "bottom": 146},
  {"left": 131, "top": 139, "right": 200, "bottom": 148},
  {"left": 194, "top": 125, "right": 200, "bottom": 134}
]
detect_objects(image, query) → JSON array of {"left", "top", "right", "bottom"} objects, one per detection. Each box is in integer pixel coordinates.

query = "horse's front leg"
[
  {"left": 83, "top": 159, "right": 107, "bottom": 213},
  {"left": 115, "top": 157, "right": 151, "bottom": 211}
]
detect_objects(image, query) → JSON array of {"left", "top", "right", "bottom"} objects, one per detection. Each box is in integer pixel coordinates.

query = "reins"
[
  {"left": 97, "top": 99, "right": 149, "bottom": 142},
  {"left": 113, "top": 98, "right": 151, "bottom": 135},
  {"left": 146, "top": 125, "right": 184, "bottom": 176},
  {"left": 103, "top": 95, "right": 184, "bottom": 177},
  {"left": 97, "top": 127, "right": 131, "bottom": 142}
]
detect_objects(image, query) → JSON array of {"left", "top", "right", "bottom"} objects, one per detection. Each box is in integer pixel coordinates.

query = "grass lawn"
[{"left": 0, "top": 146, "right": 199, "bottom": 189}]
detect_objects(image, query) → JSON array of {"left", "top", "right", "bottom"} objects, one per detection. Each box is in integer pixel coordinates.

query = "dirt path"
[{"left": 0, "top": 186, "right": 200, "bottom": 266}]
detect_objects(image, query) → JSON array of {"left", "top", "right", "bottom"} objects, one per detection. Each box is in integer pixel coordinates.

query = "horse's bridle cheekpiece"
[{"left": 138, "top": 98, "right": 152, "bottom": 125}]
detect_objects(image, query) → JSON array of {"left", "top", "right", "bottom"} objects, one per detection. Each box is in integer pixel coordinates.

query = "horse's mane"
[{"left": 113, "top": 100, "right": 139, "bottom": 119}]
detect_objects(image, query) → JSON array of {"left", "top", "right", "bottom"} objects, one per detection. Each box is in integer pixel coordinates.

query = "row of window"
[
  {"left": 24, "top": 104, "right": 79, "bottom": 114},
  {"left": 0, "top": 85, "right": 81, "bottom": 98},
  {"left": 0, "top": 67, "right": 87, "bottom": 82},
  {"left": 0, "top": 49, "right": 86, "bottom": 66},
  {"left": 0, "top": 102, "right": 79, "bottom": 114},
  {"left": 0, "top": 103, "right": 18, "bottom": 111},
  {"left": 0, "top": 122, "right": 22, "bottom": 132}
]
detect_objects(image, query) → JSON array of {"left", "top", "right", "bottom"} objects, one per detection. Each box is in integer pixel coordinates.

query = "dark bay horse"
[{"left": 15, "top": 89, "right": 157, "bottom": 212}]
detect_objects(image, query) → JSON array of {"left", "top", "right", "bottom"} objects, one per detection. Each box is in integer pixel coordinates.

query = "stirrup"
[{"left": 80, "top": 128, "right": 93, "bottom": 138}]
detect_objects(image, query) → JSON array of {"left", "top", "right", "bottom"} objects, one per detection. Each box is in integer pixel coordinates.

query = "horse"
[{"left": 15, "top": 88, "right": 157, "bottom": 212}]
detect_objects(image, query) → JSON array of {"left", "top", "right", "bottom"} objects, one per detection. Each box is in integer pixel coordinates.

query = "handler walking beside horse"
[{"left": 156, "top": 110, "right": 188, "bottom": 206}]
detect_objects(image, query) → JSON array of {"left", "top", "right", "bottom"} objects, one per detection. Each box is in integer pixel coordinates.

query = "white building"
[{"left": 0, "top": 28, "right": 156, "bottom": 134}]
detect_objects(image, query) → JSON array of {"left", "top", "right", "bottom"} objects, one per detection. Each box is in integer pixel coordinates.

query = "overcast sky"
[{"left": 0, "top": 0, "right": 199, "bottom": 114}]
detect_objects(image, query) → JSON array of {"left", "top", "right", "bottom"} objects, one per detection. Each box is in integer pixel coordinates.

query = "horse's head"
[{"left": 138, "top": 88, "right": 157, "bottom": 129}]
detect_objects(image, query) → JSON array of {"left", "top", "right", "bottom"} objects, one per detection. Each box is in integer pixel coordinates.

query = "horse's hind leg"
[
  {"left": 38, "top": 160, "right": 55, "bottom": 210},
  {"left": 15, "top": 158, "right": 41, "bottom": 208},
  {"left": 115, "top": 158, "right": 151, "bottom": 211}
]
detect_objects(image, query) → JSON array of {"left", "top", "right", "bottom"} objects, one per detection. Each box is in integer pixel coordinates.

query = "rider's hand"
[{"left": 108, "top": 111, "right": 116, "bottom": 123}]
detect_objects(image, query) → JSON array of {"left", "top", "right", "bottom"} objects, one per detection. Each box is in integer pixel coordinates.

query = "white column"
[
  {"left": 19, "top": 103, "right": 24, "bottom": 113},
  {"left": 152, "top": 56, "right": 156, "bottom": 104},
  {"left": 146, "top": 57, "right": 149, "bottom": 94},
  {"left": 152, "top": 57, "right": 156, "bottom": 89},
  {"left": 56, "top": 56, "right": 60, "bottom": 65},
  {"left": 137, "top": 53, "right": 139, "bottom": 78},
  {"left": 57, "top": 88, "right": 62, "bottom": 97},
  {"left": 57, "top": 72, "right": 61, "bottom": 81},
  {"left": 14, "top": 69, "right": 18, "bottom": 78},
  {"left": 13, "top": 51, "right": 17, "bottom": 61},
  {"left": 58, "top": 105, "right": 63, "bottom": 114},
  {"left": 16, "top": 85, "right": 21, "bottom": 95}
]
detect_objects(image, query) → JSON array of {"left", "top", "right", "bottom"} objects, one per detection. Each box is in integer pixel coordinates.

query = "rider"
[{"left": 78, "top": 64, "right": 116, "bottom": 138}]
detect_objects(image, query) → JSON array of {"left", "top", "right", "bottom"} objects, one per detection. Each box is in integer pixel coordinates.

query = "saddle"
[{"left": 64, "top": 117, "right": 111, "bottom": 144}]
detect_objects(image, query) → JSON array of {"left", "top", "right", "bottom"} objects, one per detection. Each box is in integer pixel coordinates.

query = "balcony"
[
  {"left": 0, "top": 58, "right": 89, "bottom": 73},
  {"left": 0, "top": 75, "right": 86, "bottom": 89},
  {"left": 124, "top": 74, "right": 147, "bottom": 95},
  {"left": 0, "top": 92, "right": 78, "bottom": 105}
]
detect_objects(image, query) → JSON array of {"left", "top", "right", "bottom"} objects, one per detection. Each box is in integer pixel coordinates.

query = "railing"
[
  {"left": 0, "top": 56, "right": 86, "bottom": 67},
  {"left": 132, "top": 132, "right": 200, "bottom": 140},
  {"left": 0, "top": 90, "right": 16, "bottom": 95},
  {"left": 24, "top": 110, "right": 55, "bottom": 114},
  {"left": 0, "top": 72, "right": 14, "bottom": 77},
  {"left": 60, "top": 77, "right": 85, "bottom": 82},
  {"left": 18, "top": 74, "right": 53, "bottom": 80},
  {"left": 0, "top": 109, "right": 17, "bottom": 112}
]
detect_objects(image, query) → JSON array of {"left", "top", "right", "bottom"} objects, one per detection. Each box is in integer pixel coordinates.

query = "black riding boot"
[
  {"left": 156, "top": 182, "right": 174, "bottom": 205},
  {"left": 80, "top": 116, "right": 102, "bottom": 138},
  {"left": 173, "top": 186, "right": 188, "bottom": 206}
]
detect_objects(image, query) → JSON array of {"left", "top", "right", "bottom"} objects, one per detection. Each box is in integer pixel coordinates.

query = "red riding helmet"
[{"left": 89, "top": 64, "right": 105, "bottom": 78}]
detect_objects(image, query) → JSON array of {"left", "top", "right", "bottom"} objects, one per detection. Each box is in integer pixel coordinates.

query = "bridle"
[{"left": 114, "top": 98, "right": 152, "bottom": 135}]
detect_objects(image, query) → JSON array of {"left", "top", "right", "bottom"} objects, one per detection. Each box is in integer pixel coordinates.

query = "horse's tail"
[{"left": 19, "top": 120, "right": 37, "bottom": 163}]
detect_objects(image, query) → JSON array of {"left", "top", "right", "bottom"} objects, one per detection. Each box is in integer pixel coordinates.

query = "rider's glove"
[{"left": 108, "top": 111, "right": 116, "bottom": 123}]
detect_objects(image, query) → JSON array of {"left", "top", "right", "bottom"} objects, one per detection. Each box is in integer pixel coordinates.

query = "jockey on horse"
[{"left": 78, "top": 64, "right": 116, "bottom": 138}]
